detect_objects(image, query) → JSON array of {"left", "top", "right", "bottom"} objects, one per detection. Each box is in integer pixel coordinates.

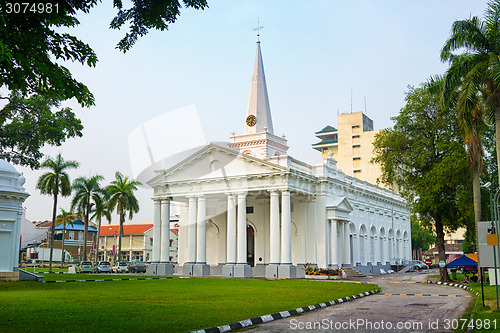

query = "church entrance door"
[{"left": 247, "top": 225, "right": 255, "bottom": 267}]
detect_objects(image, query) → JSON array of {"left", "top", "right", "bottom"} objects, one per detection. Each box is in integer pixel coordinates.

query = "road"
[{"left": 247, "top": 270, "right": 473, "bottom": 333}]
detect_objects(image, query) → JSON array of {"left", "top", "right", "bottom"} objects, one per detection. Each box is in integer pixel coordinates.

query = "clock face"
[{"left": 246, "top": 115, "right": 256, "bottom": 127}]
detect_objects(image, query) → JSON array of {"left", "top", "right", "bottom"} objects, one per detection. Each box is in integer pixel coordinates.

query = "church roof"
[
  {"left": 315, "top": 125, "right": 337, "bottom": 135},
  {"left": 244, "top": 40, "right": 274, "bottom": 135}
]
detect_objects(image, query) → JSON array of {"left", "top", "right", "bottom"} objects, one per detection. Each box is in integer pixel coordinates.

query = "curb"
[
  {"left": 190, "top": 289, "right": 380, "bottom": 333},
  {"left": 43, "top": 277, "right": 172, "bottom": 283},
  {"left": 435, "top": 281, "right": 480, "bottom": 296}
]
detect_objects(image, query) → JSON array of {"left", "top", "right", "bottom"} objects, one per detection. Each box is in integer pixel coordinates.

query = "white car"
[{"left": 112, "top": 262, "right": 129, "bottom": 273}]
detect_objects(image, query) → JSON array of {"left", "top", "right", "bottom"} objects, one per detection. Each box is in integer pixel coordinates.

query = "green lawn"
[
  {"left": 0, "top": 278, "right": 378, "bottom": 332},
  {"left": 467, "top": 280, "right": 500, "bottom": 333}
]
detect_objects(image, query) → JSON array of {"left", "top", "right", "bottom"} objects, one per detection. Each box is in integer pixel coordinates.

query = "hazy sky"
[{"left": 15, "top": 0, "right": 490, "bottom": 224}]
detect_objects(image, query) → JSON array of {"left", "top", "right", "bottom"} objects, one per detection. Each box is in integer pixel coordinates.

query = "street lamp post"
[{"left": 486, "top": 183, "right": 500, "bottom": 311}]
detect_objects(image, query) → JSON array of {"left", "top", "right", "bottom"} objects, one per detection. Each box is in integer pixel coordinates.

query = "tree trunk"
[
  {"left": 472, "top": 170, "right": 482, "bottom": 276},
  {"left": 83, "top": 200, "right": 90, "bottom": 262},
  {"left": 61, "top": 222, "right": 65, "bottom": 268},
  {"left": 495, "top": 107, "right": 500, "bottom": 186},
  {"left": 118, "top": 210, "right": 124, "bottom": 262},
  {"left": 94, "top": 218, "right": 101, "bottom": 264},
  {"left": 49, "top": 193, "right": 58, "bottom": 273},
  {"left": 435, "top": 219, "right": 451, "bottom": 282}
]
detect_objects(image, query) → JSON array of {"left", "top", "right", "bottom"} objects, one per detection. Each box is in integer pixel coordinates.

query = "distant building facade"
[
  {"left": 313, "top": 111, "right": 390, "bottom": 190},
  {"left": 98, "top": 222, "right": 179, "bottom": 264},
  {"left": 30, "top": 220, "right": 97, "bottom": 261}
]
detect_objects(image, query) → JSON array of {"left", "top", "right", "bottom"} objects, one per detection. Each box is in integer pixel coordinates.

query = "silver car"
[
  {"left": 78, "top": 261, "right": 93, "bottom": 273},
  {"left": 96, "top": 261, "right": 111, "bottom": 273}
]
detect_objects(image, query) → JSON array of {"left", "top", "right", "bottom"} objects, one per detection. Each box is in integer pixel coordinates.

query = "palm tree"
[
  {"left": 56, "top": 209, "right": 76, "bottom": 268},
  {"left": 71, "top": 175, "right": 105, "bottom": 262},
  {"left": 440, "top": 3, "right": 498, "bottom": 278},
  {"left": 36, "top": 153, "right": 79, "bottom": 273},
  {"left": 106, "top": 172, "right": 141, "bottom": 262},
  {"left": 441, "top": 0, "right": 500, "bottom": 185},
  {"left": 91, "top": 197, "right": 111, "bottom": 264}
]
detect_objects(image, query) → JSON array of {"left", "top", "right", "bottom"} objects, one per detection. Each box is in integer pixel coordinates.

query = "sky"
[{"left": 14, "top": 0, "right": 490, "bottom": 224}]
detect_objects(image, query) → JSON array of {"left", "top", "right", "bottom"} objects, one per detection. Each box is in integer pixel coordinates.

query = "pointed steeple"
[{"left": 244, "top": 40, "right": 274, "bottom": 135}]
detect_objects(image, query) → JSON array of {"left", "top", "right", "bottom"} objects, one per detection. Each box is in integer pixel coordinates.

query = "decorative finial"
[{"left": 253, "top": 18, "right": 264, "bottom": 42}]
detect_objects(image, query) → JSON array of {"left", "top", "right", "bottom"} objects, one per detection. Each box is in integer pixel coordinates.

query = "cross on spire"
[{"left": 253, "top": 19, "right": 264, "bottom": 42}]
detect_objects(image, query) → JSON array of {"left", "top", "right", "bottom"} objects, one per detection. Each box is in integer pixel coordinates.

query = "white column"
[
  {"left": 305, "top": 197, "right": 317, "bottom": 264},
  {"left": 281, "top": 191, "right": 292, "bottom": 265},
  {"left": 237, "top": 192, "right": 247, "bottom": 264},
  {"left": 353, "top": 234, "right": 360, "bottom": 265},
  {"left": 152, "top": 200, "right": 161, "bottom": 262},
  {"left": 344, "top": 221, "right": 350, "bottom": 265},
  {"left": 187, "top": 197, "right": 197, "bottom": 264},
  {"left": 269, "top": 190, "right": 280, "bottom": 264},
  {"left": 338, "top": 221, "right": 344, "bottom": 265},
  {"left": 330, "top": 219, "right": 338, "bottom": 267},
  {"left": 160, "top": 200, "right": 170, "bottom": 262},
  {"left": 226, "top": 194, "right": 236, "bottom": 264},
  {"left": 196, "top": 196, "right": 206, "bottom": 264}
]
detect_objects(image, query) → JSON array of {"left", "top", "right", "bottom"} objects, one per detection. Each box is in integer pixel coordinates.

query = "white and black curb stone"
[
  {"left": 436, "top": 281, "right": 480, "bottom": 296},
  {"left": 190, "top": 289, "right": 380, "bottom": 333}
]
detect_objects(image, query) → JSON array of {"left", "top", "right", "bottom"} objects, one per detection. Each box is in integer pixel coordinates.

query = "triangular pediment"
[
  {"left": 147, "top": 143, "right": 288, "bottom": 187},
  {"left": 327, "top": 197, "right": 353, "bottom": 212},
  {"left": 326, "top": 197, "right": 353, "bottom": 221}
]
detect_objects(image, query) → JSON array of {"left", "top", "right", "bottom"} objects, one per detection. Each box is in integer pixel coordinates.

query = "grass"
[
  {"left": 0, "top": 278, "right": 377, "bottom": 332},
  {"left": 430, "top": 273, "right": 499, "bottom": 333}
]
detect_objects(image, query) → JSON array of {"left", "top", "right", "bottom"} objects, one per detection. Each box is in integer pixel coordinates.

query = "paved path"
[{"left": 248, "top": 271, "right": 472, "bottom": 332}]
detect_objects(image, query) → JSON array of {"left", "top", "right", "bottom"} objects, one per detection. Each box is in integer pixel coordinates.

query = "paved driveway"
[{"left": 248, "top": 271, "right": 473, "bottom": 332}]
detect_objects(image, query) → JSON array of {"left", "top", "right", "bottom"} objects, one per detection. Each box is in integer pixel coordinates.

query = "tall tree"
[
  {"left": 438, "top": 68, "right": 486, "bottom": 274},
  {"left": 0, "top": 0, "right": 208, "bottom": 168},
  {"left": 36, "top": 154, "right": 79, "bottom": 273},
  {"left": 372, "top": 82, "right": 474, "bottom": 282},
  {"left": 71, "top": 175, "right": 105, "bottom": 262},
  {"left": 106, "top": 172, "right": 141, "bottom": 262},
  {"left": 91, "top": 197, "right": 111, "bottom": 264},
  {"left": 56, "top": 208, "right": 76, "bottom": 267}
]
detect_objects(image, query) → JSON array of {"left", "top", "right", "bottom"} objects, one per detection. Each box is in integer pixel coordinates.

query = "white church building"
[{"left": 146, "top": 38, "right": 411, "bottom": 279}]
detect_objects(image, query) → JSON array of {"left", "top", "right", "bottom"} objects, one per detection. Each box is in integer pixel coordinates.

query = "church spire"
[{"left": 244, "top": 39, "right": 274, "bottom": 135}]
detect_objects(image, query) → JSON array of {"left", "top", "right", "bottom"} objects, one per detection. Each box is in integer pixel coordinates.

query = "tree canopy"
[
  {"left": 0, "top": 0, "right": 208, "bottom": 168},
  {"left": 372, "top": 82, "right": 473, "bottom": 281}
]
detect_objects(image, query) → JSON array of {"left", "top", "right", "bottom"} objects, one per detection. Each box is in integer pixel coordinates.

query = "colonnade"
[{"left": 328, "top": 220, "right": 410, "bottom": 268}]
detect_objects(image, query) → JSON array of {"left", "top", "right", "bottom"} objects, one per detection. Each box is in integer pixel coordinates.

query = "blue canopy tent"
[{"left": 446, "top": 254, "right": 478, "bottom": 267}]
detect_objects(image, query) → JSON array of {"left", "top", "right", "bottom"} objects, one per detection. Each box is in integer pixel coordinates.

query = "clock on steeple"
[{"left": 246, "top": 115, "right": 256, "bottom": 127}]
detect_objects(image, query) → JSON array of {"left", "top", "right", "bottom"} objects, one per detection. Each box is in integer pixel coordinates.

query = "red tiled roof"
[{"left": 100, "top": 224, "right": 153, "bottom": 236}]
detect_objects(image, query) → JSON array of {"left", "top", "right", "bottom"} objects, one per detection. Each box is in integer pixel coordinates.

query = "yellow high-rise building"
[{"left": 313, "top": 111, "right": 390, "bottom": 189}]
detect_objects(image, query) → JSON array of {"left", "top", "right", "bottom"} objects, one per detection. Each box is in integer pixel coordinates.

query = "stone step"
[{"left": 342, "top": 267, "right": 366, "bottom": 278}]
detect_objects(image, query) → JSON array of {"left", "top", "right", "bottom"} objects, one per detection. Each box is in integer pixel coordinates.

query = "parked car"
[
  {"left": 96, "top": 261, "right": 111, "bottom": 273},
  {"left": 128, "top": 260, "right": 146, "bottom": 273},
  {"left": 112, "top": 262, "right": 129, "bottom": 273},
  {"left": 410, "top": 260, "right": 427, "bottom": 271},
  {"left": 78, "top": 261, "right": 93, "bottom": 273}
]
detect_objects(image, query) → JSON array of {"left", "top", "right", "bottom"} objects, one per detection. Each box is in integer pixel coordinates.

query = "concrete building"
[
  {"left": 312, "top": 112, "right": 387, "bottom": 189},
  {"left": 146, "top": 39, "right": 411, "bottom": 278}
]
